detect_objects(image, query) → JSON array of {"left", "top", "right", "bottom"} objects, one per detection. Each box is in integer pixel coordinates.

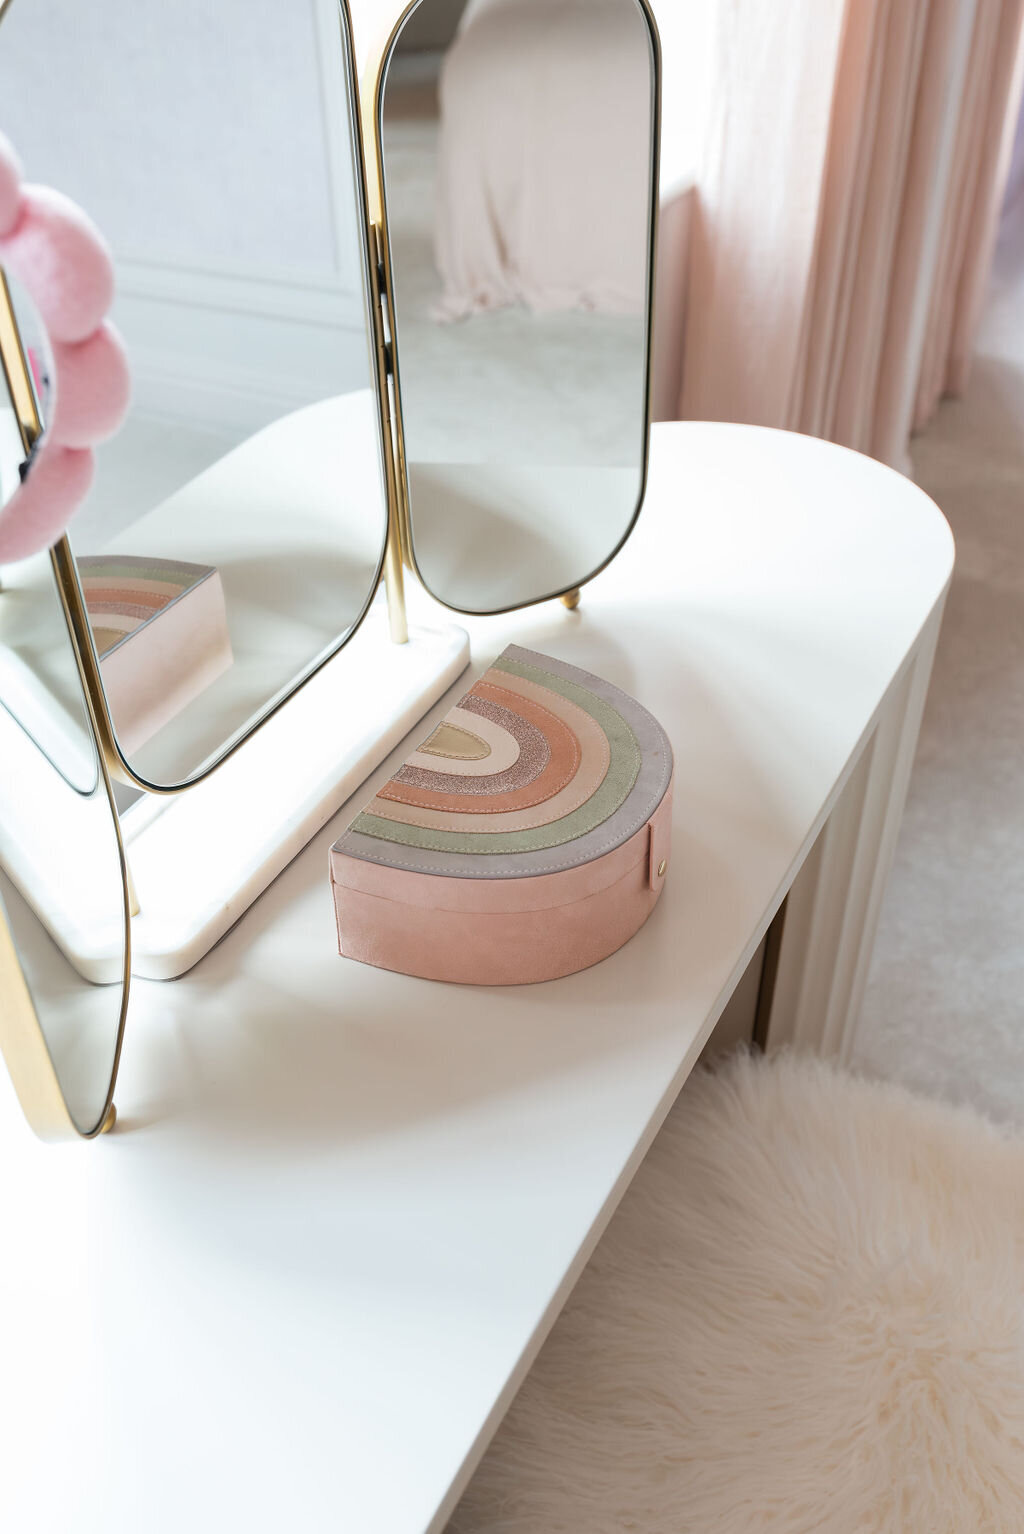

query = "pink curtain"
[
  {"left": 915, "top": 0, "right": 1024, "bottom": 416},
  {"left": 672, "top": 0, "right": 1024, "bottom": 468},
  {"left": 679, "top": 0, "right": 849, "bottom": 431}
]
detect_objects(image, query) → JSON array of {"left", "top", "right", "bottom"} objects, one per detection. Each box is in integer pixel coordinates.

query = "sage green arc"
[
  {"left": 353, "top": 657, "right": 642, "bottom": 856},
  {"left": 76, "top": 555, "right": 213, "bottom": 584}
]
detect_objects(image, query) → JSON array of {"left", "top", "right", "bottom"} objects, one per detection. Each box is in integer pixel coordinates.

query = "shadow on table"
[{"left": 115, "top": 597, "right": 842, "bottom": 1161}]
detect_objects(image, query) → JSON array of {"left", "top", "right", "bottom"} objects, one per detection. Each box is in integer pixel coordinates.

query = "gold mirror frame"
[
  {"left": 0, "top": 271, "right": 131, "bottom": 1138},
  {"left": 0, "top": 0, "right": 658, "bottom": 1140},
  {"left": 0, "top": 0, "right": 660, "bottom": 792},
  {"left": 0, "top": 697, "right": 131, "bottom": 1141},
  {"left": 0, "top": 0, "right": 404, "bottom": 795},
  {"left": 363, "top": 0, "right": 662, "bottom": 618},
  {"left": 0, "top": 160, "right": 131, "bottom": 1140}
]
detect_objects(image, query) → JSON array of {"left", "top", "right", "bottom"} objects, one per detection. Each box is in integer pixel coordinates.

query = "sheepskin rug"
[{"left": 448, "top": 1052, "right": 1024, "bottom": 1533}]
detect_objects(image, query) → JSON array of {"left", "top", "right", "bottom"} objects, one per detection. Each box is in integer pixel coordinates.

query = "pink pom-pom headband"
[{"left": 0, "top": 130, "right": 130, "bottom": 565}]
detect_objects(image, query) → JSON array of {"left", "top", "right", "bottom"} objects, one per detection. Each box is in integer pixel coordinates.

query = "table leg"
[{"left": 759, "top": 602, "right": 945, "bottom": 1060}]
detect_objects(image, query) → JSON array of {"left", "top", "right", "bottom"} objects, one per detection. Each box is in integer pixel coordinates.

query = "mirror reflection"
[
  {"left": 0, "top": 0, "right": 388, "bottom": 789},
  {"left": 0, "top": 552, "right": 127, "bottom": 1137},
  {"left": 0, "top": 270, "right": 48, "bottom": 512},
  {"left": 0, "top": 548, "right": 96, "bottom": 792},
  {"left": 380, "top": 0, "right": 657, "bottom": 613}
]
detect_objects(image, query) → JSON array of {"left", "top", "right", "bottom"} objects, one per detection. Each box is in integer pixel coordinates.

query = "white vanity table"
[{"left": 0, "top": 422, "right": 952, "bottom": 1534}]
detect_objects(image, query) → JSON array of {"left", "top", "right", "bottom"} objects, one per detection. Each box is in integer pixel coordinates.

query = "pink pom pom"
[
  {"left": 0, "top": 132, "right": 23, "bottom": 237},
  {"left": 0, "top": 143, "right": 127, "bottom": 557},
  {"left": 0, "top": 185, "right": 114, "bottom": 343},
  {"left": 50, "top": 322, "right": 131, "bottom": 449},
  {"left": 0, "top": 442, "right": 93, "bottom": 564}
]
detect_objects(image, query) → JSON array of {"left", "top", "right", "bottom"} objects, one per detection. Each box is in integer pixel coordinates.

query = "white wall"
[
  {"left": 0, "top": 0, "right": 374, "bottom": 433},
  {"left": 649, "top": 0, "right": 713, "bottom": 197}
]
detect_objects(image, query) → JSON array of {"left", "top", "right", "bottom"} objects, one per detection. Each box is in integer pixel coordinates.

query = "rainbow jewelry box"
[
  {"left": 329, "top": 645, "right": 673, "bottom": 985},
  {"left": 78, "top": 555, "right": 233, "bottom": 755}
]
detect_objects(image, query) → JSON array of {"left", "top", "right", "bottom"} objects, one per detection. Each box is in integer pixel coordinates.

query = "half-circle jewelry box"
[{"left": 330, "top": 646, "right": 674, "bottom": 984}]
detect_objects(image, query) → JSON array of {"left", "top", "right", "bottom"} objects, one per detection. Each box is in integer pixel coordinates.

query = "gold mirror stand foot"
[
  {"left": 561, "top": 589, "right": 581, "bottom": 611},
  {"left": 99, "top": 1103, "right": 117, "bottom": 1134},
  {"left": 384, "top": 514, "right": 409, "bottom": 645}
]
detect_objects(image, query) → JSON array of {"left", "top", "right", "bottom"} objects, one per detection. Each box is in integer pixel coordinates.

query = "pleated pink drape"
[
  {"left": 674, "top": 0, "right": 1024, "bottom": 468},
  {"left": 914, "top": 0, "right": 1024, "bottom": 420},
  {"left": 680, "top": 0, "right": 849, "bottom": 433}
]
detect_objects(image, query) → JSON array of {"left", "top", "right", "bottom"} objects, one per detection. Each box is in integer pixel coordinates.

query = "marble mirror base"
[
  {"left": 5, "top": 600, "right": 468, "bottom": 982},
  {"left": 124, "top": 605, "right": 469, "bottom": 980}
]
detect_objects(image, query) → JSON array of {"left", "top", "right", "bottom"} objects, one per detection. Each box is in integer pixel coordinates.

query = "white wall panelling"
[
  {"left": 0, "top": 0, "right": 373, "bottom": 435},
  {"left": 112, "top": 260, "right": 371, "bottom": 435}
]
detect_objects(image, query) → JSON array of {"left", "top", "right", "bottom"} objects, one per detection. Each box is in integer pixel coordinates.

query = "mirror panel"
[
  {"left": 0, "top": 546, "right": 97, "bottom": 793},
  {"left": 379, "top": 0, "right": 658, "bottom": 614},
  {"left": 0, "top": 0, "right": 389, "bottom": 789},
  {"left": 0, "top": 550, "right": 129, "bottom": 1139}
]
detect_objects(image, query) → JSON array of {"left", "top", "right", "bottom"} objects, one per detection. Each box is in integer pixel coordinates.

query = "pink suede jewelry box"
[
  {"left": 78, "top": 554, "right": 232, "bottom": 755},
  {"left": 330, "top": 645, "right": 673, "bottom": 985}
]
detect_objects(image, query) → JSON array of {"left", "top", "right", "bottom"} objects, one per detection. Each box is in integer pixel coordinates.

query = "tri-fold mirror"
[{"left": 0, "top": 0, "right": 659, "bottom": 1136}]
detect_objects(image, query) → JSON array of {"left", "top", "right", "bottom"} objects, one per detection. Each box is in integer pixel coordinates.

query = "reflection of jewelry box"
[
  {"left": 78, "top": 555, "right": 232, "bottom": 755},
  {"left": 330, "top": 645, "right": 673, "bottom": 985}
]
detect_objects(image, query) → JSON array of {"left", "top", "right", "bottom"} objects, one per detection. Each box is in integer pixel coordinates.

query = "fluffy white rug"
[
  {"left": 854, "top": 233, "right": 1024, "bottom": 1125},
  {"left": 448, "top": 1052, "right": 1024, "bottom": 1533}
]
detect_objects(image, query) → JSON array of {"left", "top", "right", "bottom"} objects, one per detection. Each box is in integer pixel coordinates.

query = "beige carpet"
[
  {"left": 851, "top": 234, "right": 1024, "bottom": 1124},
  {"left": 449, "top": 1052, "right": 1024, "bottom": 1532}
]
